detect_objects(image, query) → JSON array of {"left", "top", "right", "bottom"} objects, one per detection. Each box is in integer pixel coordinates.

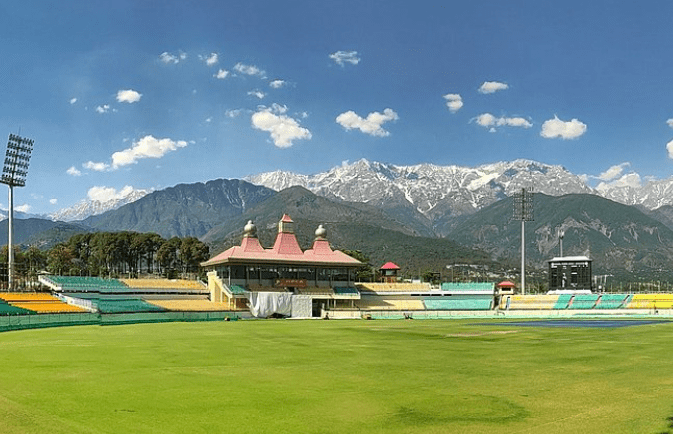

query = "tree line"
[{"left": 2, "top": 232, "right": 210, "bottom": 279}]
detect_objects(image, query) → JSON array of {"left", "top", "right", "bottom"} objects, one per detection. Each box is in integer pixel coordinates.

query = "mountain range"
[{"left": 10, "top": 158, "right": 673, "bottom": 279}]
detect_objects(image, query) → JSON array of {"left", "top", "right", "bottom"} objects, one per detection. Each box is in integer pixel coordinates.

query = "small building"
[
  {"left": 548, "top": 256, "right": 592, "bottom": 292},
  {"left": 380, "top": 262, "right": 400, "bottom": 283},
  {"left": 201, "top": 215, "right": 362, "bottom": 317}
]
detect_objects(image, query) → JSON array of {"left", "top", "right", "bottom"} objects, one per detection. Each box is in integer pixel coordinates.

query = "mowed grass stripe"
[{"left": 0, "top": 319, "right": 671, "bottom": 433}]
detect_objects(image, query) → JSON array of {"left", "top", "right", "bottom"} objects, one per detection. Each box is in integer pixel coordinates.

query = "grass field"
[{"left": 0, "top": 318, "right": 672, "bottom": 433}]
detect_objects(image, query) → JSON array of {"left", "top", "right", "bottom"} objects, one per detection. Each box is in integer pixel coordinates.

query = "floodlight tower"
[
  {"left": 558, "top": 228, "right": 565, "bottom": 257},
  {"left": 0, "top": 134, "right": 34, "bottom": 291},
  {"left": 512, "top": 187, "right": 533, "bottom": 295}
]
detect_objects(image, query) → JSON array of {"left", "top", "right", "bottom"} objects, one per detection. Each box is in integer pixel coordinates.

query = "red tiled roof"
[
  {"left": 201, "top": 220, "right": 362, "bottom": 267},
  {"left": 380, "top": 262, "right": 400, "bottom": 270},
  {"left": 497, "top": 280, "right": 516, "bottom": 288}
]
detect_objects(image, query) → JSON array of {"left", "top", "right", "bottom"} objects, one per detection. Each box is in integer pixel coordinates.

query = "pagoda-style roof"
[
  {"left": 201, "top": 216, "right": 362, "bottom": 268},
  {"left": 380, "top": 262, "right": 400, "bottom": 270}
]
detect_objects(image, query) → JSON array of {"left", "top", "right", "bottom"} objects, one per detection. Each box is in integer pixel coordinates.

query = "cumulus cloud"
[
  {"left": 116, "top": 89, "right": 142, "bottom": 103},
  {"left": 667, "top": 140, "right": 673, "bottom": 159},
  {"left": 247, "top": 90, "right": 266, "bottom": 99},
  {"left": 214, "top": 69, "right": 229, "bottom": 79},
  {"left": 15, "top": 204, "right": 31, "bottom": 213},
  {"left": 598, "top": 163, "right": 630, "bottom": 181},
  {"left": 667, "top": 119, "right": 673, "bottom": 128},
  {"left": 159, "top": 51, "right": 186, "bottom": 64},
  {"left": 50, "top": 198, "right": 58, "bottom": 205},
  {"left": 251, "top": 105, "right": 312, "bottom": 148},
  {"left": 69, "top": 98, "right": 77, "bottom": 105},
  {"left": 540, "top": 115, "right": 587, "bottom": 139},
  {"left": 201, "top": 52, "right": 218, "bottom": 66},
  {"left": 226, "top": 109, "right": 244, "bottom": 118},
  {"left": 474, "top": 113, "right": 532, "bottom": 130},
  {"left": 443, "top": 93, "right": 463, "bottom": 113},
  {"left": 66, "top": 166, "right": 82, "bottom": 176},
  {"left": 234, "top": 62, "right": 266, "bottom": 78},
  {"left": 336, "top": 108, "right": 399, "bottom": 137},
  {"left": 596, "top": 173, "right": 642, "bottom": 193},
  {"left": 478, "top": 81, "right": 509, "bottom": 94},
  {"left": 87, "top": 185, "right": 140, "bottom": 202},
  {"left": 329, "top": 50, "right": 360, "bottom": 66},
  {"left": 269, "top": 80, "right": 286, "bottom": 89},
  {"left": 95, "top": 104, "right": 111, "bottom": 114},
  {"left": 83, "top": 161, "right": 110, "bottom": 172},
  {"left": 111, "top": 135, "right": 188, "bottom": 169}
]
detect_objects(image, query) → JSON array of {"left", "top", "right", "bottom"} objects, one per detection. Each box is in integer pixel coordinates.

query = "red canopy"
[
  {"left": 380, "top": 262, "right": 400, "bottom": 270},
  {"left": 497, "top": 280, "right": 516, "bottom": 288}
]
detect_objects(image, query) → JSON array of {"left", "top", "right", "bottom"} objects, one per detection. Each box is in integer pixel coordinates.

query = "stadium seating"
[
  {"left": 96, "top": 299, "right": 168, "bottom": 314},
  {"left": 424, "top": 297, "right": 492, "bottom": 310},
  {"left": 146, "top": 300, "right": 233, "bottom": 311},
  {"left": 0, "top": 293, "right": 89, "bottom": 313},
  {"left": 594, "top": 294, "right": 629, "bottom": 309},
  {"left": 355, "top": 298, "right": 426, "bottom": 310},
  {"left": 569, "top": 294, "right": 600, "bottom": 309},
  {"left": 505, "top": 295, "right": 560, "bottom": 310},
  {"left": 440, "top": 282, "right": 494, "bottom": 292},
  {"left": 0, "top": 300, "right": 34, "bottom": 315},
  {"left": 45, "top": 276, "right": 128, "bottom": 290},
  {"left": 356, "top": 282, "right": 431, "bottom": 293},
  {"left": 228, "top": 284, "right": 247, "bottom": 295},
  {"left": 121, "top": 279, "right": 207, "bottom": 291},
  {"left": 627, "top": 294, "right": 673, "bottom": 309},
  {"left": 552, "top": 294, "right": 573, "bottom": 309}
]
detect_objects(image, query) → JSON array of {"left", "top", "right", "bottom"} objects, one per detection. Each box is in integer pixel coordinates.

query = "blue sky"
[{"left": 2, "top": 0, "right": 673, "bottom": 214}]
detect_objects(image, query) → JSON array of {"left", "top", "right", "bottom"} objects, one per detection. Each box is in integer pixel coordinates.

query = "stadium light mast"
[
  {"left": 0, "top": 134, "right": 34, "bottom": 291},
  {"left": 513, "top": 188, "right": 533, "bottom": 295}
]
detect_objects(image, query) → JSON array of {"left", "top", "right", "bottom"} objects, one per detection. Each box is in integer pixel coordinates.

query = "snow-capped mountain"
[
  {"left": 247, "top": 159, "right": 673, "bottom": 217},
  {"left": 246, "top": 159, "right": 593, "bottom": 220},
  {"left": 49, "top": 189, "right": 149, "bottom": 222}
]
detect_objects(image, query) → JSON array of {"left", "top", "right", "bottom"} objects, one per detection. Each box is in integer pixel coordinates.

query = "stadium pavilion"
[{"left": 201, "top": 215, "right": 362, "bottom": 317}]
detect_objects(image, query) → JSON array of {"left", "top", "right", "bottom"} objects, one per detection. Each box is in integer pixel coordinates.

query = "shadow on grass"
[{"left": 394, "top": 394, "right": 529, "bottom": 427}]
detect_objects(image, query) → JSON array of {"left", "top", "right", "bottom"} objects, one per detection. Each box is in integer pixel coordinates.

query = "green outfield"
[{"left": 0, "top": 319, "right": 672, "bottom": 433}]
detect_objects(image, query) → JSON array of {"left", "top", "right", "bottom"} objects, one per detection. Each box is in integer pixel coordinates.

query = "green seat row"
[
  {"left": 96, "top": 299, "right": 168, "bottom": 314},
  {"left": 424, "top": 297, "right": 492, "bottom": 310}
]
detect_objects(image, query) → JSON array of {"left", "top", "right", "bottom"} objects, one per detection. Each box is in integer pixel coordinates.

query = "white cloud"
[
  {"left": 667, "top": 139, "right": 673, "bottom": 159},
  {"left": 226, "top": 109, "right": 243, "bottom": 118},
  {"left": 69, "top": 98, "right": 77, "bottom": 105},
  {"left": 83, "top": 161, "right": 110, "bottom": 172},
  {"left": 66, "top": 166, "right": 82, "bottom": 176},
  {"left": 540, "top": 115, "right": 587, "bottom": 139},
  {"left": 269, "top": 80, "right": 286, "bottom": 89},
  {"left": 201, "top": 52, "right": 218, "bottom": 66},
  {"left": 49, "top": 198, "right": 57, "bottom": 205},
  {"left": 234, "top": 62, "right": 266, "bottom": 78},
  {"left": 116, "top": 89, "right": 142, "bottom": 103},
  {"left": 474, "top": 113, "right": 532, "bottom": 130},
  {"left": 15, "top": 204, "right": 31, "bottom": 213},
  {"left": 247, "top": 90, "right": 266, "bottom": 99},
  {"left": 205, "top": 117, "right": 212, "bottom": 123},
  {"left": 95, "top": 104, "right": 110, "bottom": 114},
  {"left": 443, "top": 93, "right": 463, "bottom": 113},
  {"left": 478, "top": 81, "right": 509, "bottom": 94},
  {"left": 214, "top": 69, "right": 229, "bottom": 79},
  {"left": 111, "top": 135, "right": 188, "bottom": 169},
  {"left": 87, "top": 185, "right": 140, "bottom": 202},
  {"left": 159, "top": 51, "right": 186, "bottom": 64},
  {"left": 329, "top": 50, "right": 360, "bottom": 66},
  {"left": 598, "top": 163, "right": 630, "bottom": 181},
  {"left": 251, "top": 105, "right": 312, "bottom": 148},
  {"left": 596, "top": 173, "right": 642, "bottom": 192},
  {"left": 667, "top": 119, "right": 673, "bottom": 128},
  {"left": 336, "top": 108, "right": 399, "bottom": 137}
]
